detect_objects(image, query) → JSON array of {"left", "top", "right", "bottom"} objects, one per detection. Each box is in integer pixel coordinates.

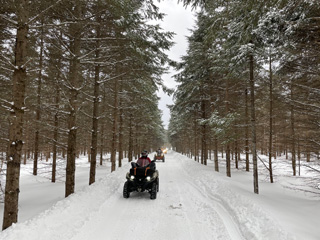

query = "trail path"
[
  {"left": 1, "top": 151, "right": 303, "bottom": 240},
  {"left": 70, "top": 151, "right": 245, "bottom": 240}
]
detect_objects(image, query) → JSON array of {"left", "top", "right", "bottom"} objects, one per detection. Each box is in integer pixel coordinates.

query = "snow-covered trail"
[
  {"left": 1, "top": 150, "right": 305, "bottom": 240},
  {"left": 70, "top": 151, "right": 244, "bottom": 240}
]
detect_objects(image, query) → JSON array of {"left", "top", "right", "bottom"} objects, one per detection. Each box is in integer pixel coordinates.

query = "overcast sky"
[{"left": 154, "top": 0, "right": 196, "bottom": 129}]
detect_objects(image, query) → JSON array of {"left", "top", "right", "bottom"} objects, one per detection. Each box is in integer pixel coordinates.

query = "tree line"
[
  {"left": 0, "top": 0, "right": 173, "bottom": 230},
  {"left": 170, "top": 0, "right": 320, "bottom": 193}
]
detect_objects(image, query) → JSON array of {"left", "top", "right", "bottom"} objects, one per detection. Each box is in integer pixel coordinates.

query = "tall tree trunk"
[
  {"left": 128, "top": 113, "right": 133, "bottom": 162},
  {"left": 118, "top": 87, "right": 124, "bottom": 167},
  {"left": 52, "top": 69, "right": 60, "bottom": 183},
  {"left": 2, "top": 0, "right": 28, "bottom": 230},
  {"left": 273, "top": 121, "right": 277, "bottom": 159},
  {"left": 226, "top": 145, "right": 231, "bottom": 177},
  {"left": 225, "top": 78, "right": 231, "bottom": 177},
  {"left": 245, "top": 88, "right": 250, "bottom": 172},
  {"left": 89, "top": 65, "right": 99, "bottom": 184},
  {"left": 99, "top": 124, "right": 104, "bottom": 166},
  {"left": 268, "top": 55, "right": 274, "bottom": 183},
  {"left": 214, "top": 137, "right": 219, "bottom": 171},
  {"left": 52, "top": 91, "right": 59, "bottom": 183},
  {"left": 194, "top": 111, "right": 198, "bottom": 162},
  {"left": 201, "top": 99, "right": 207, "bottom": 165},
  {"left": 33, "top": 18, "right": 44, "bottom": 176},
  {"left": 134, "top": 127, "right": 140, "bottom": 159},
  {"left": 65, "top": 3, "right": 82, "bottom": 197},
  {"left": 89, "top": 18, "right": 101, "bottom": 185},
  {"left": 235, "top": 130, "right": 239, "bottom": 169},
  {"left": 290, "top": 82, "right": 296, "bottom": 176},
  {"left": 249, "top": 53, "right": 259, "bottom": 194},
  {"left": 100, "top": 84, "right": 107, "bottom": 166},
  {"left": 89, "top": 65, "right": 100, "bottom": 184},
  {"left": 111, "top": 78, "right": 119, "bottom": 172},
  {"left": 297, "top": 136, "right": 300, "bottom": 176},
  {"left": 23, "top": 119, "right": 31, "bottom": 164}
]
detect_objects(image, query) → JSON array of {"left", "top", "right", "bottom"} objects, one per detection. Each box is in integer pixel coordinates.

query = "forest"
[
  {"left": 0, "top": 0, "right": 173, "bottom": 230},
  {"left": 169, "top": 0, "right": 320, "bottom": 193},
  {"left": 0, "top": 0, "right": 319, "bottom": 233}
]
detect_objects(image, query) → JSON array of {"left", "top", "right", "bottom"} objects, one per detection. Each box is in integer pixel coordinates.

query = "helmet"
[{"left": 141, "top": 150, "right": 148, "bottom": 157}]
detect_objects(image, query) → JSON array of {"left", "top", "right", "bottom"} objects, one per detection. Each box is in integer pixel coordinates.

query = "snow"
[{"left": 0, "top": 151, "right": 319, "bottom": 240}]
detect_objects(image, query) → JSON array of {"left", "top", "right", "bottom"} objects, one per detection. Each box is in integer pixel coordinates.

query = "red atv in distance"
[{"left": 154, "top": 149, "right": 165, "bottom": 162}]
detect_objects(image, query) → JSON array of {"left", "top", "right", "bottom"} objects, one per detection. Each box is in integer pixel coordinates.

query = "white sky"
[{"left": 154, "top": 0, "right": 196, "bottom": 129}]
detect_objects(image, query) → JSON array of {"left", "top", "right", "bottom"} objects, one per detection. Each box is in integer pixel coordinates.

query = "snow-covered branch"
[
  {"left": 0, "top": 14, "right": 17, "bottom": 25},
  {"left": 27, "top": 0, "right": 63, "bottom": 25}
]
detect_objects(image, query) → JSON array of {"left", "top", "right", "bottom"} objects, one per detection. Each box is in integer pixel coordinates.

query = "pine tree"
[{"left": 2, "top": 0, "right": 29, "bottom": 230}]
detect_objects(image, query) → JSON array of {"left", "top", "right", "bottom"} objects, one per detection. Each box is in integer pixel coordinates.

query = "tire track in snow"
[
  {"left": 171, "top": 152, "right": 296, "bottom": 240},
  {"left": 171, "top": 152, "right": 245, "bottom": 240},
  {"left": 198, "top": 183, "right": 245, "bottom": 240}
]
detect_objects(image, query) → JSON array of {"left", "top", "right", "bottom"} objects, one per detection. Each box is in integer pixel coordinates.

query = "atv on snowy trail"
[
  {"left": 123, "top": 160, "right": 159, "bottom": 200},
  {"left": 154, "top": 150, "right": 165, "bottom": 162}
]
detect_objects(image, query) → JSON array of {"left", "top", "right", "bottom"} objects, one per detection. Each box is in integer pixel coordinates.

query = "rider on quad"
[
  {"left": 136, "top": 150, "right": 151, "bottom": 167},
  {"left": 154, "top": 147, "right": 165, "bottom": 162},
  {"left": 157, "top": 148, "right": 163, "bottom": 155},
  {"left": 123, "top": 150, "right": 159, "bottom": 199}
]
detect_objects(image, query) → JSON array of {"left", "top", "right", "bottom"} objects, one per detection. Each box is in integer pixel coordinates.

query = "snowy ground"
[{"left": 0, "top": 151, "right": 319, "bottom": 240}]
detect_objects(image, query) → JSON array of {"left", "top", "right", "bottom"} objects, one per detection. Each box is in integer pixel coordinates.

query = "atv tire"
[
  {"left": 123, "top": 181, "right": 130, "bottom": 198},
  {"left": 156, "top": 178, "right": 159, "bottom": 192},
  {"left": 150, "top": 182, "right": 157, "bottom": 200}
]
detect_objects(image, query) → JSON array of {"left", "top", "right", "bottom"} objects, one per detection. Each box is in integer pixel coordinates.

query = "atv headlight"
[
  {"left": 146, "top": 176, "right": 151, "bottom": 181},
  {"left": 127, "top": 173, "right": 135, "bottom": 181}
]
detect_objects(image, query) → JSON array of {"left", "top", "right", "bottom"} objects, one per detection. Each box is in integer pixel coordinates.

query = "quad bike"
[
  {"left": 123, "top": 160, "right": 159, "bottom": 200},
  {"left": 154, "top": 151, "right": 165, "bottom": 162}
]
